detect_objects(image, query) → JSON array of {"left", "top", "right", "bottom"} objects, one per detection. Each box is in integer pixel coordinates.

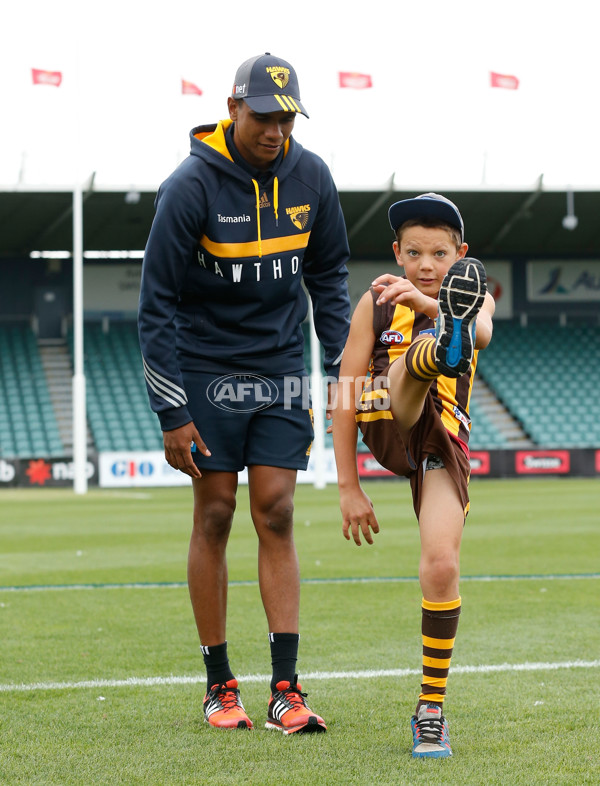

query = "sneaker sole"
[
  {"left": 412, "top": 746, "right": 452, "bottom": 759},
  {"left": 435, "top": 257, "right": 487, "bottom": 378},
  {"left": 265, "top": 716, "right": 327, "bottom": 735}
]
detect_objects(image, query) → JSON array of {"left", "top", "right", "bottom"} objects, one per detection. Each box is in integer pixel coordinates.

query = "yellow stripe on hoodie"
[{"left": 199, "top": 232, "right": 311, "bottom": 260}]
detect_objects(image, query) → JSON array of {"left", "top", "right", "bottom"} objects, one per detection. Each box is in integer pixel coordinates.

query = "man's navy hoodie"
[{"left": 138, "top": 118, "right": 351, "bottom": 431}]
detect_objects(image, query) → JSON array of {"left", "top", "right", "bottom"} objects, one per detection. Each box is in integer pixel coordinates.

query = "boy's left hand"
[{"left": 371, "top": 274, "right": 434, "bottom": 314}]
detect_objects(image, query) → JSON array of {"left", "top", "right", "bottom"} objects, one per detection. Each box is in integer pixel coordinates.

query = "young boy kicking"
[{"left": 332, "top": 193, "right": 495, "bottom": 758}]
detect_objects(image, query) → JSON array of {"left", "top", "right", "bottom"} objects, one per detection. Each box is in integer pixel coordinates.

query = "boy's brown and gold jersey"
[{"left": 356, "top": 288, "right": 477, "bottom": 447}]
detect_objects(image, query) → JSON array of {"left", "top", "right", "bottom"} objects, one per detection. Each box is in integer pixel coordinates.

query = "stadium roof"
[{"left": 1, "top": 183, "right": 599, "bottom": 260}]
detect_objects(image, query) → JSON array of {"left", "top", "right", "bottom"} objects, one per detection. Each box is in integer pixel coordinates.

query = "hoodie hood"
[{"left": 189, "top": 118, "right": 303, "bottom": 186}]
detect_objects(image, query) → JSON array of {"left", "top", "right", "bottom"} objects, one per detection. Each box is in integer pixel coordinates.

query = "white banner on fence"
[
  {"left": 99, "top": 452, "right": 191, "bottom": 487},
  {"left": 527, "top": 260, "right": 600, "bottom": 302},
  {"left": 84, "top": 264, "right": 141, "bottom": 316},
  {"left": 99, "top": 449, "right": 338, "bottom": 488}
]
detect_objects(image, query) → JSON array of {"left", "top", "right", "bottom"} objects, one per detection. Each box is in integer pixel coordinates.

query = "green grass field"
[{"left": 1, "top": 478, "right": 599, "bottom": 785}]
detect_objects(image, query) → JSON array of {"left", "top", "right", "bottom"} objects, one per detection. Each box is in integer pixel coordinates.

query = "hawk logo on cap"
[{"left": 266, "top": 65, "right": 290, "bottom": 89}]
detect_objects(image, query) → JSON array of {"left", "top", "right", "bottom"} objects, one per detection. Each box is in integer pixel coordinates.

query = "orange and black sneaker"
[
  {"left": 203, "top": 679, "right": 253, "bottom": 729},
  {"left": 265, "top": 675, "right": 327, "bottom": 735}
]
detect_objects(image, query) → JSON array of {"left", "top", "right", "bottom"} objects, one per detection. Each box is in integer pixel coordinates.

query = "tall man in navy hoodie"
[{"left": 138, "top": 53, "right": 350, "bottom": 733}]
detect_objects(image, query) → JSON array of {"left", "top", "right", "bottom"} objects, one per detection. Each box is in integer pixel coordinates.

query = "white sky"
[{"left": 1, "top": 0, "right": 599, "bottom": 191}]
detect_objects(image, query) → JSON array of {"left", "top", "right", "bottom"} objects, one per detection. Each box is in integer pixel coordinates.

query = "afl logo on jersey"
[{"left": 380, "top": 330, "right": 404, "bottom": 345}]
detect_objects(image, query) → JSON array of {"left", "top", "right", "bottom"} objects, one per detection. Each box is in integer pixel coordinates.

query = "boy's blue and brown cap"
[
  {"left": 231, "top": 53, "right": 309, "bottom": 117},
  {"left": 388, "top": 193, "right": 464, "bottom": 241}
]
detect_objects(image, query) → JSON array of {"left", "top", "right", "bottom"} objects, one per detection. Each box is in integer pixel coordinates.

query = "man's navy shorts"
[{"left": 186, "top": 371, "right": 314, "bottom": 472}]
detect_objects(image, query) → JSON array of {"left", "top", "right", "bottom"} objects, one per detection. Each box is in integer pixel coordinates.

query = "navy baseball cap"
[
  {"left": 231, "top": 53, "right": 309, "bottom": 117},
  {"left": 388, "top": 193, "right": 464, "bottom": 241}
]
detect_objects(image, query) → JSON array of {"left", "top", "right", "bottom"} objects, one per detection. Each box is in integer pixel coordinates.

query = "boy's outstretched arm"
[
  {"left": 475, "top": 292, "right": 496, "bottom": 350},
  {"left": 332, "top": 292, "right": 380, "bottom": 546}
]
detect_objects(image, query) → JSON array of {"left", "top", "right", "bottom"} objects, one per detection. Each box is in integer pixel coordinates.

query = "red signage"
[
  {"left": 490, "top": 71, "right": 519, "bottom": 90},
  {"left": 357, "top": 453, "right": 395, "bottom": 478},
  {"left": 338, "top": 72, "right": 373, "bottom": 89},
  {"left": 470, "top": 451, "right": 490, "bottom": 475},
  {"left": 32, "top": 68, "right": 62, "bottom": 87},
  {"left": 515, "top": 450, "right": 570, "bottom": 475},
  {"left": 181, "top": 78, "right": 203, "bottom": 96}
]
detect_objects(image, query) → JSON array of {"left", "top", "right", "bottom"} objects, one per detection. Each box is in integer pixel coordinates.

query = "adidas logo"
[
  {"left": 259, "top": 191, "right": 271, "bottom": 209},
  {"left": 204, "top": 698, "right": 222, "bottom": 717},
  {"left": 270, "top": 698, "right": 290, "bottom": 721}
]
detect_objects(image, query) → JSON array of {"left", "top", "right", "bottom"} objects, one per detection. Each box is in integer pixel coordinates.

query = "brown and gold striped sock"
[
  {"left": 404, "top": 335, "right": 439, "bottom": 381},
  {"left": 417, "top": 597, "right": 461, "bottom": 711}
]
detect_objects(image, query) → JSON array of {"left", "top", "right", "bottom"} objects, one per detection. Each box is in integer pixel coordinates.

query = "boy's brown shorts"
[{"left": 358, "top": 391, "right": 471, "bottom": 519}]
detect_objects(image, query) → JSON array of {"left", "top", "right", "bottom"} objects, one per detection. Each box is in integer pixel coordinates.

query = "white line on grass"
[
  {"left": 1, "top": 573, "right": 599, "bottom": 593},
  {"left": 1, "top": 659, "right": 599, "bottom": 694}
]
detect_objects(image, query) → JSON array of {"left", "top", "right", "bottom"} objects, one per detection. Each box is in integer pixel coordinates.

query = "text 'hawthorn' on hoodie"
[{"left": 138, "top": 118, "right": 351, "bottom": 431}]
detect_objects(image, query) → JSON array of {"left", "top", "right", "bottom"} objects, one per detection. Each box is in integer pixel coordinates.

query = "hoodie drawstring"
[
  {"left": 252, "top": 177, "right": 280, "bottom": 258},
  {"left": 251, "top": 179, "right": 263, "bottom": 259}
]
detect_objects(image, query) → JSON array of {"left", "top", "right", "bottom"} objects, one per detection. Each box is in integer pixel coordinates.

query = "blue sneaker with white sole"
[
  {"left": 435, "top": 257, "right": 487, "bottom": 378},
  {"left": 411, "top": 702, "right": 452, "bottom": 758}
]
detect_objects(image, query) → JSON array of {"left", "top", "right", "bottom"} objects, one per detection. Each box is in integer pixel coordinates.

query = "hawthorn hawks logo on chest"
[{"left": 286, "top": 203, "right": 311, "bottom": 230}]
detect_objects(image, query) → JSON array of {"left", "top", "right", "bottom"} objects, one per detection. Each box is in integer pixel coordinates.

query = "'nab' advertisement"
[{"left": 0, "top": 457, "right": 97, "bottom": 487}]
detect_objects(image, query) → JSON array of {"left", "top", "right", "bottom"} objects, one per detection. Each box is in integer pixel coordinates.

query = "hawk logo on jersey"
[
  {"left": 266, "top": 66, "right": 290, "bottom": 89},
  {"left": 289, "top": 211, "right": 309, "bottom": 230},
  {"left": 287, "top": 204, "right": 310, "bottom": 230},
  {"left": 380, "top": 330, "right": 404, "bottom": 345}
]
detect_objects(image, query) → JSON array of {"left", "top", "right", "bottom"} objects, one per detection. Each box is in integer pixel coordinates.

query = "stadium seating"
[
  {"left": 0, "top": 324, "right": 65, "bottom": 458},
  {"left": 1, "top": 319, "right": 598, "bottom": 458},
  {"left": 81, "top": 322, "right": 164, "bottom": 453},
  {"left": 468, "top": 397, "right": 509, "bottom": 449},
  {"left": 476, "top": 320, "right": 600, "bottom": 448}
]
